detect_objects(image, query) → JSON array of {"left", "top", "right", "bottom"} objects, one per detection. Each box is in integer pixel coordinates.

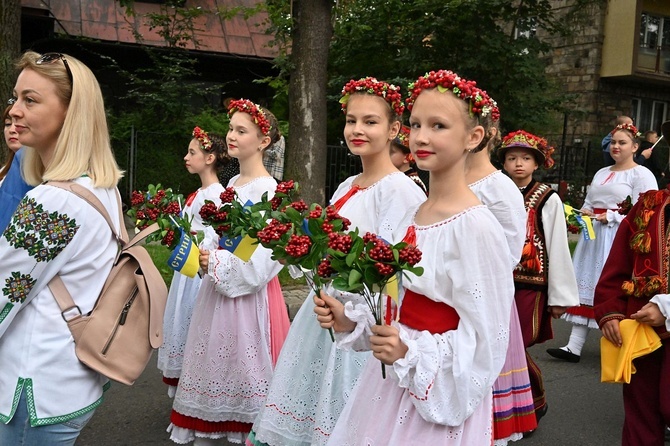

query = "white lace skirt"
[
  {"left": 251, "top": 290, "right": 370, "bottom": 446},
  {"left": 157, "top": 271, "right": 202, "bottom": 379}
]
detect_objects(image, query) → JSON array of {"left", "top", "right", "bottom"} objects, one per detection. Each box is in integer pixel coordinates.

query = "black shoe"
[
  {"left": 546, "top": 347, "right": 580, "bottom": 363},
  {"left": 535, "top": 403, "right": 548, "bottom": 424}
]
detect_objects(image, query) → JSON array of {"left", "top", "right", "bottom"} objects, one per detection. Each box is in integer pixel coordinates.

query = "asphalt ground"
[{"left": 77, "top": 296, "right": 631, "bottom": 446}]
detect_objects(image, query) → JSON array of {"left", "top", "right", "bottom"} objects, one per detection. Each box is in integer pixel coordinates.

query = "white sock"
[
  {"left": 167, "top": 385, "right": 177, "bottom": 398},
  {"left": 564, "top": 325, "right": 589, "bottom": 356}
]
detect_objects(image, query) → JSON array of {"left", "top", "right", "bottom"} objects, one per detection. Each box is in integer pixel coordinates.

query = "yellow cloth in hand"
[{"left": 601, "top": 319, "right": 662, "bottom": 384}]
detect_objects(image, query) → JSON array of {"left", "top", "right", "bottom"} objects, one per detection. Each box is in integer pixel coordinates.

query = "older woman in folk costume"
[
  {"left": 168, "top": 100, "right": 290, "bottom": 445},
  {"left": 548, "top": 123, "right": 657, "bottom": 363},
  {"left": 499, "top": 130, "right": 579, "bottom": 432},
  {"left": 315, "top": 70, "right": 514, "bottom": 445},
  {"left": 248, "top": 78, "right": 426, "bottom": 446}
]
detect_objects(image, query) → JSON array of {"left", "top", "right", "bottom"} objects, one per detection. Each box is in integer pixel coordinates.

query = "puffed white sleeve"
[
  {"left": 0, "top": 188, "right": 87, "bottom": 337},
  {"left": 390, "top": 220, "right": 513, "bottom": 426},
  {"left": 477, "top": 176, "right": 525, "bottom": 265},
  {"left": 376, "top": 176, "right": 425, "bottom": 241},
  {"left": 650, "top": 294, "right": 670, "bottom": 331},
  {"left": 207, "top": 245, "right": 282, "bottom": 298},
  {"left": 543, "top": 193, "right": 579, "bottom": 307}
]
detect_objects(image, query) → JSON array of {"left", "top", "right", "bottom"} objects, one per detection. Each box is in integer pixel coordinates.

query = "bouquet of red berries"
[
  {"left": 127, "top": 183, "right": 190, "bottom": 249},
  {"left": 323, "top": 231, "right": 423, "bottom": 323},
  {"left": 321, "top": 230, "right": 423, "bottom": 376},
  {"left": 199, "top": 180, "right": 300, "bottom": 241}
]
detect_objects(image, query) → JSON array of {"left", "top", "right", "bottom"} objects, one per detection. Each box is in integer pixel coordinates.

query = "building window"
[
  {"left": 639, "top": 12, "right": 670, "bottom": 74},
  {"left": 632, "top": 98, "right": 668, "bottom": 134}
]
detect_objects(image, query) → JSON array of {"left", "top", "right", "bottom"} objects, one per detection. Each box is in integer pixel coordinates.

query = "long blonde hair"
[{"left": 17, "top": 51, "right": 123, "bottom": 187}]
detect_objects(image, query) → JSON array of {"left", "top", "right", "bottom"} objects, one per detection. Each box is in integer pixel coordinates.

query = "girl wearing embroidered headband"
[
  {"left": 548, "top": 121, "right": 657, "bottom": 364},
  {"left": 314, "top": 70, "right": 513, "bottom": 444},
  {"left": 157, "top": 126, "right": 228, "bottom": 397},
  {"left": 250, "top": 77, "right": 425, "bottom": 446},
  {"left": 0, "top": 51, "right": 122, "bottom": 444},
  {"left": 169, "top": 100, "right": 290, "bottom": 444}
]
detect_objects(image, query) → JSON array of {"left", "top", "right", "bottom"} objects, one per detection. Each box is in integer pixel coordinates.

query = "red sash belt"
[
  {"left": 399, "top": 289, "right": 460, "bottom": 334},
  {"left": 592, "top": 208, "right": 615, "bottom": 215}
]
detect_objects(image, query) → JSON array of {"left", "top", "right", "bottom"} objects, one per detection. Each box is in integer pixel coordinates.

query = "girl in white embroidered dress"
[
  {"left": 314, "top": 70, "right": 514, "bottom": 445},
  {"left": 0, "top": 51, "right": 123, "bottom": 445},
  {"left": 248, "top": 79, "right": 425, "bottom": 446},
  {"left": 548, "top": 124, "right": 657, "bottom": 363},
  {"left": 157, "top": 128, "right": 228, "bottom": 397},
  {"left": 168, "top": 101, "right": 290, "bottom": 445}
]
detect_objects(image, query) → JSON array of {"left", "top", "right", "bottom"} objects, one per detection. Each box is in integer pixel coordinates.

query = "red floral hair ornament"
[
  {"left": 395, "top": 125, "right": 410, "bottom": 149},
  {"left": 610, "top": 123, "right": 641, "bottom": 139},
  {"left": 192, "top": 126, "right": 213, "bottom": 151},
  {"left": 406, "top": 70, "right": 500, "bottom": 122},
  {"left": 340, "top": 77, "right": 405, "bottom": 117},
  {"left": 499, "top": 130, "right": 555, "bottom": 169},
  {"left": 228, "top": 98, "right": 272, "bottom": 136}
]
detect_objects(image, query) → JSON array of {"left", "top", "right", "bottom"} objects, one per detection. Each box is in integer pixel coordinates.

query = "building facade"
[{"left": 543, "top": 0, "right": 670, "bottom": 146}]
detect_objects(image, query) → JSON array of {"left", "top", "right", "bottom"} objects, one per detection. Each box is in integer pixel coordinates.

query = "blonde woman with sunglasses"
[{"left": 0, "top": 51, "right": 122, "bottom": 445}]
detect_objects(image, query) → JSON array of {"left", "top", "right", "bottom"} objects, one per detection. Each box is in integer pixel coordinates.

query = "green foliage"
[
  {"left": 327, "top": 0, "right": 585, "bottom": 132},
  {"left": 144, "top": 243, "right": 174, "bottom": 285}
]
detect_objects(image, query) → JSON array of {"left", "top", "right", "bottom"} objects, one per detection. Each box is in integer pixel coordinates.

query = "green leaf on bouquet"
[{"left": 348, "top": 269, "right": 363, "bottom": 288}]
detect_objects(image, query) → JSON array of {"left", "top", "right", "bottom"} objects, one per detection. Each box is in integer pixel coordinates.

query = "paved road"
[{"left": 78, "top": 310, "right": 628, "bottom": 445}]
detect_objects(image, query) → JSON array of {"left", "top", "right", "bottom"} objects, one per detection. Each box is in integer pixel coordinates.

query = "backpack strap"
[
  {"left": 46, "top": 181, "right": 160, "bottom": 333},
  {"left": 48, "top": 181, "right": 128, "bottom": 245}
]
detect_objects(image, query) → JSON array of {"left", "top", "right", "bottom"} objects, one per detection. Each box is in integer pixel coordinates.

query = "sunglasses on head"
[{"left": 36, "top": 53, "right": 73, "bottom": 87}]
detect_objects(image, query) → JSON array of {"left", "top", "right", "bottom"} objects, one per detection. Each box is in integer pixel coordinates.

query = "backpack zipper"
[{"left": 102, "top": 287, "right": 138, "bottom": 355}]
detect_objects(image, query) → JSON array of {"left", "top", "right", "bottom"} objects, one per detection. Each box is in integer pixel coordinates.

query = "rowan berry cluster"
[
  {"left": 374, "top": 262, "right": 395, "bottom": 276},
  {"left": 219, "top": 187, "right": 236, "bottom": 204},
  {"left": 328, "top": 233, "right": 353, "bottom": 253},
  {"left": 288, "top": 200, "right": 308, "bottom": 212},
  {"left": 308, "top": 206, "right": 323, "bottom": 219},
  {"left": 257, "top": 219, "right": 291, "bottom": 244},
  {"left": 162, "top": 229, "right": 176, "bottom": 247},
  {"left": 127, "top": 184, "right": 189, "bottom": 249},
  {"left": 317, "top": 257, "right": 335, "bottom": 278},
  {"left": 284, "top": 234, "right": 312, "bottom": 258},
  {"left": 398, "top": 245, "right": 422, "bottom": 266},
  {"left": 275, "top": 180, "right": 295, "bottom": 195},
  {"left": 369, "top": 242, "right": 394, "bottom": 262},
  {"left": 325, "top": 206, "right": 350, "bottom": 230}
]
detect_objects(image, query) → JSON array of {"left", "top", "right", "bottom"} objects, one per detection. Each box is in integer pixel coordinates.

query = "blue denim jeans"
[{"left": 0, "top": 389, "right": 96, "bottom": 445}]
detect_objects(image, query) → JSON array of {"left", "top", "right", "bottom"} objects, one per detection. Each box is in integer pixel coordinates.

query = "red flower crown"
[
  {"left": 610, "top": 123, "right": 641, "bottom": 138},
  {"left": 228, "top": 99, "right": 272, "bottom": 136},
  {"left": 340, "top": 77, "right": 405, "bottom": 117},
  {"left": 406, "top": 70, "right": 500, "bottom": 122},
  {"left": 192, "top": 126, "right": 212, "bottom": 151},
  {"left": 500, "top": 129, "right": 555, "bottom": 169}
]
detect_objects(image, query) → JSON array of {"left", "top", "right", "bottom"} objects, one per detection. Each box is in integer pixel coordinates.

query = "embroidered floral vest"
[{"left": 514, "top": 180, "right": 554, "bottom": 289}]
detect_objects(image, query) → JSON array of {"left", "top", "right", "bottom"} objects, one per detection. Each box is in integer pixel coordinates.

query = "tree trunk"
[
  {"left": 285, "top": 0, "right": 332, "bottom": 206},
  {"left": 0, "top": 0, "right": 21, "bottom": 161},
  {"left": 0, "top": 0, "right": 21, "bottom": 101}
]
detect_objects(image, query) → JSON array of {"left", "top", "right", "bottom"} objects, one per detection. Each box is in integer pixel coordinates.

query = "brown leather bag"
[{"left": 47, "top": 182, "right": 168, "bottom": 385}]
